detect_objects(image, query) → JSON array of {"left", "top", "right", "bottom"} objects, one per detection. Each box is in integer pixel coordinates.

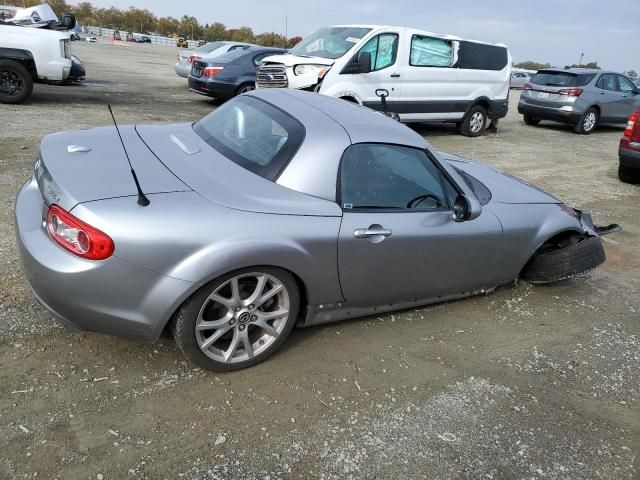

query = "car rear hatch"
[
  {"left": 36, "top": 126, "right": 190, "bottom": 211},
  {"left": 523, "top": 70, "right": 595, "bottom": 106}
]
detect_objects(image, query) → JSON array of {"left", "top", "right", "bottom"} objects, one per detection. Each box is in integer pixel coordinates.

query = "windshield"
[
  {"left": 195, "top": 41, "right": 224, "bottom": 53},
  {"left": 193, "top": 96, "right": 305, "bottom": 180},
  {"left": 531, "top": 71, "right": 596, "bottom": 87},
  {"left": 289, "top": 26, "right": 371, "bottom": 59}
]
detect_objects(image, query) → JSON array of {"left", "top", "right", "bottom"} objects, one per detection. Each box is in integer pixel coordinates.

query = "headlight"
[{"left": 293, "top": 64, "right": 329, "bottom": 77}]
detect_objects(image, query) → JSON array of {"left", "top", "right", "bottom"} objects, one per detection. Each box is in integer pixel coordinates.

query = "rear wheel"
[
  {"left": 172, "top": 267, "right": 300, "bottom": 371},
  {"left": 618, "top": 164, "right": 640, "bottom": 184},
  {"left": 459, "top": 105, "right": 487, "bottom": 137},
  {"left": 574, "top": 107, "right": 598, "bottom": 134},
  {"left": 521, "top": 235, "right": 605, "bottom": 284},
  {"left": 235, "top": 82, "right": 255, "bottom": 96},
  {"left": 523, "top": 113, "right": 541, "bottom": 126},
  {"left": 0, "top": 59, "right": 33, "bottom": 104}
]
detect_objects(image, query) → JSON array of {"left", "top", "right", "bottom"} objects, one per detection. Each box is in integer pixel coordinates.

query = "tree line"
[
  {"left": 515, "top": 60, "right": 637, "bottom": 78},
  {"left": 22, "top": 0, "right": 302, "bottom": 47}
]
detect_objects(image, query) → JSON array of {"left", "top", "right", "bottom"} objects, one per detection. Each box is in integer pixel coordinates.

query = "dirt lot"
[{"left": 1, "top": 42, "right": 638, "bottom": 480}]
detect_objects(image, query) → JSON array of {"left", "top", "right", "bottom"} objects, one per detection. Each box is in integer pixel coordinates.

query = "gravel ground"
[{"left": 0, "top": 41, "right": 638, "bottom": 480}]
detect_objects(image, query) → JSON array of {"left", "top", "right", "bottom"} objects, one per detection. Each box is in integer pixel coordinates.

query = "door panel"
[
  {"left": 338, "top": 210, "right": 503, "bottom": 305},
  {"left": 596, "top": 74, "right": 625, "bottom": 120},
  {"left": 616, "top": 75, "right": 640, "bottom": 119}
]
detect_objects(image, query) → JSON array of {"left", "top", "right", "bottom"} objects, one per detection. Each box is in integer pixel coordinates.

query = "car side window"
[
  {"left": 597, "top": 74, "right": 617, "bottom": 91},
  {"left": 617, "top": 75, "right": 636, "bottom": 94},
  {"left": 340, "top": 143, "right": 456, "bottom": 211},
  {"left": 410, "top": 35, "right": 453, "bottom": 67},
  {"left": 358, "top": 33, "right": 399, "bottom": 71}
]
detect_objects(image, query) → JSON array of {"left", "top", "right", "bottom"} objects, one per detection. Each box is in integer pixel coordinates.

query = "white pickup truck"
[{"left": 0, "top": 4, "right": 83, "bottom": 104}]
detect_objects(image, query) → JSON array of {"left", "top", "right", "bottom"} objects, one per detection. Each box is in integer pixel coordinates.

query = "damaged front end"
[{"left": 575, "top": 209, "right": 621, "bottom": 237}]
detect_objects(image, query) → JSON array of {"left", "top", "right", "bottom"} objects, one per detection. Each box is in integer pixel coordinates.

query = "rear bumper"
[
  {"left": 15, "top": 178, "right": 194, "bottom": 342},
  {"left": 188, "top": 76, "right": 236, "bottom": 100},
  {"left": 619, "top": 147, "right": 640, "bottom": 169},
  {"left": 518, "top": 101, "right": 581, "bottom": 124},
  {"left": 175, "top": 62, "right": 191, "bottom": 78}
]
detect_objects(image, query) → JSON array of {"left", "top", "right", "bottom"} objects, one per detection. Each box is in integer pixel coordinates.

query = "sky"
[{"left": 79, "top": 0, "right": 638, "bottom": 72}]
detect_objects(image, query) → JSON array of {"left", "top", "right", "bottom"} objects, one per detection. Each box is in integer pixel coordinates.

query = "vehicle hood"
[
  {"left": 135, "top": 123, "right": 342, "bottom": 217},
  {"left": 439, "top": 151, "right": 562, "bottom": 204},
  {"left": 37, "top": 126, "right": 190, "bottom": 211},
  {"left": 2, "top": 24, "right": 69, "bottom": 40},
  {"left": 260, "top": 54, "right": 335, "bottom": 67}
]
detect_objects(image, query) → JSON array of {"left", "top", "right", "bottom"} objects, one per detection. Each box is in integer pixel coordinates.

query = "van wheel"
[
  {"left": 618, "top": 164, "right": 640, "bottom": 184},
  {"left": 574, "top": 107, "right": 598, "bottom": 134},
  {"left": 523, "top": 114, "right": 541, "bottom": 126},
  {"left": 459, "top": 105, "right": 487, "bottom": 137},
  {"left": 0, "top": 60, "right": 33, "bottom": 104}
]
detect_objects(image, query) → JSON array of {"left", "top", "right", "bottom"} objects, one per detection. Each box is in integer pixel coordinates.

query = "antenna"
[{"left": 107, "top": 105, "right": 150, "bottom": 207}]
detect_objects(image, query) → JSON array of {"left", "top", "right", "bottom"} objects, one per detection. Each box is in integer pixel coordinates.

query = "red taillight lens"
[
  {"left": 624, "top": 111, "right": 639, "bottom": 138},
  {"left": 188, "top": 55, "right": 201, "bottom": 64},
  {"left": 558, "top": 88, "right": 583, "bottom": 96},
  {"left": 524, "top": 82, "right": 533, "bottom": 90},
  {"left": 46, "top": 205, "right": 114, "bottom": 260},
  {"left": 203, "top": 66, "right": 224, "bottom": 77}
]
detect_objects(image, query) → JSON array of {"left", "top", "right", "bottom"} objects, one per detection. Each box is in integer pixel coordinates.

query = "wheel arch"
[
  {"left": 0, "top": 48, "right": 37, "bottom": 78},
  {"left": 518, "top": 228, "right": 586, "bottom": 277}
]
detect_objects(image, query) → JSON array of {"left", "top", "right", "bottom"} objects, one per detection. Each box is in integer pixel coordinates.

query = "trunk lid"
[{"left": 36, "top": 126, "right": 190, "bottom": 211}]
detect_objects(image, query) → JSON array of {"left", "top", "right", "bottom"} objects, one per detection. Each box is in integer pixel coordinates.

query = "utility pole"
[
  {"left": 285, "top": 15, "right": 288, "bottom": 48},
  {"left": 578, "top": 52, "right": 584, "bottom": 68}
]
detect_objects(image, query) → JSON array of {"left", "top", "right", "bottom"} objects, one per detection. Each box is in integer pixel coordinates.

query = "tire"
[
  {"left": 618, "top": 164, "right": 640, "bottom": 184},
  {"left": 574, "top": 107, "right": 598, "bottom": 134},
  {"left": 521, "top": 236, "right": 605, "bottom": 284},
  {"left": 235, "top": 82, "right": 255, "bottom": 96},
  {"left": 459, "top": 105, "right": 487, "bottom": 137},
  {"left": 171, "top": 267, "right": 300, "bottom": 371},
  {"left": 0, "top": 59, "right": 33, "bottom": 104},
  {"left": 523, "top": 113, "right": 541, "bottom": 126}
]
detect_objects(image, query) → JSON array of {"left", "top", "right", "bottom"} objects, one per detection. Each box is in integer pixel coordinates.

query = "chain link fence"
[{"left": 83, "top": 25, "right": 200, "bottom": 49}]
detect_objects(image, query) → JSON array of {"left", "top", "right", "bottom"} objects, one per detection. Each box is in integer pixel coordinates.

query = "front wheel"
[
  {"left": 0, "top": 59, "right": 33, "bottom": 104},
  {"left": 618, "top": 164, "right": 640, "bottom": 184},
  {"left": 574, "top": 107, "right": 598, "bottom": 134},
  {"left": 235, "top": 82, "right": 255, "bottom": 96},
  {"left": 172, "top": 267, "right": 300, "bottom": 371},
  {"left": 459, "top": 105, "right": 487, "bottom": 137}
]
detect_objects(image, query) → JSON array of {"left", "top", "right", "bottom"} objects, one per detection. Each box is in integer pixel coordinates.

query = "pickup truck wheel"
[
  {"left": 521, "top": 236, "right": 605, "bottom": 284},
  {"left": 0, "top": 60, "right": 33, "bottom": 104},
  {"left": 618, "top": 164, "right": 640, "bottom": 184},
  {"left": 459, "top": 105, "right": 487, "bottom": 137}
]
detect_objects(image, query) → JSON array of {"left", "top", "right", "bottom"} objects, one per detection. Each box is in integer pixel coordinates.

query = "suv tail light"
[
  {"left": 188, "top": 55, "right": 201, "bottom": 64},
  {"left": 558, "top": 88, "right": 583, "bottom": 96},
  {"left": 46, "top": 205, "right": 114, "bottom": 260},
  {"left": 624, "top": 110, "right": 639, "bottom": 138},
  {"left": 203, "top": 66, "right": 224, "bottom": 77}
]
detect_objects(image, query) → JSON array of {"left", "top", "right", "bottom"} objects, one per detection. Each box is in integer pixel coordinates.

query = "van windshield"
[{"left": 289, "top": 27, "right": 371, "bottom": 59}]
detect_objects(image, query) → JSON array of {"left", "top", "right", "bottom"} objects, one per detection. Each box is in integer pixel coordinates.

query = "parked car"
[
  {"left": 257, "top": 25, "right": 511, "bottom": 137},
  {"left": 82, "top": 33, "right": 97, "bottom": 42},
  {"left": 189, "top": 46, "right": 286, "bottom": 100},
  {"left": 136, "top": 35, "right": 151, "bottom": 43},
  {"left": 70, "top": 32, "right": 80, "bottom": 41},
  {"left": 113, "top": 30, "right": 121, "bottom": 41},
  {"left": 175, "top": 41, "right": 255, "bottom": 78},
  {"left": 510, "top": 72, "right": 530, "bottom": 89},
  {"left": 518, "top": 68, "right": 640, "bottom": 134},
  {"left": 619, "top": 109, "right": 640, "bottom": 183},
  {"left": 15, "top": 89, "right": 618, "bottom": 371},
  {"left": 176, "top": 36, "right": 188, "bottom": 48},
  {"left": 126, "top": 32, "right": 134, "bottom": 42}
]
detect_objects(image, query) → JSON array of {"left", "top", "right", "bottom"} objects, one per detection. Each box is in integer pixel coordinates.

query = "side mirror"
[
  {"left": 61, "top": 13, "right": 76, "bottom": 30},
  {"left": 453, "top": 194, "right": 482, "bottom": 222}
]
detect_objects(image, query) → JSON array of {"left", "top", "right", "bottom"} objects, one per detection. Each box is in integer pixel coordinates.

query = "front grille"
[
  {"left": 191, "top": 61, "right": 204, "bottom": 78},
  {"left": 256, "top": 65, "right": 288, "bottom": 88}
]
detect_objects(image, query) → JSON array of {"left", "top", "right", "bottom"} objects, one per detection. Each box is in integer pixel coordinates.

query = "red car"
[
  {"left": 619, "top": 109, "right": 640, "bottom": 184},
  {"left": 113, "top": 31, "right": 121, "bottom": 41}
]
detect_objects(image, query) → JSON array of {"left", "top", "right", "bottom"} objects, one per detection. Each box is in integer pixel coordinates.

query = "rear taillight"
[
  {"left": 524, "top": 83, "right": 533, "bottom": 90},
  {"left": 203, "top": 66, "right": 224, "bottom": 77},
  {"left": 188, "top": 55, "right": 201, "bottom": 64},
  {"left": 624, "top": 111, "right": 639, "bottom": 138},
  {"left": 46, "top": 205, "right": 114, "bottom": 260},
  {"left": 558, "top": 88, "right": 583, "bottom": 96}
]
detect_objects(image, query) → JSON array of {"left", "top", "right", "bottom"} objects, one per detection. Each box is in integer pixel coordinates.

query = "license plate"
[{"left": 537, "top": 92, "right": 550, "bottom": 99}]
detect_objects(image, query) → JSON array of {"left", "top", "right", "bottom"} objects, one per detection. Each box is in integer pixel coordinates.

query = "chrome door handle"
[{"left": 354, "top": 228, "right": 392, "bottom": 239}]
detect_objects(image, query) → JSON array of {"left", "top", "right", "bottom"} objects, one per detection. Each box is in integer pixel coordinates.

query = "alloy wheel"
[
  {"left": 0, "top": 69, "right": 24, "bottom": 96},
  {"left": 583, "top": 112, "right": 596, "bottom": 132},
  {"left": 195, "top": 272, "right": 290, "bottom": 364},
  {"left": 238, "top": 84, "right": 255, "bottom": 94}
]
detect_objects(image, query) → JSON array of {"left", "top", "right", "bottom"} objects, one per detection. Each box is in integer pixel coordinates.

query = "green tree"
[
  {"left": 625, "top": 69, "right": 638, "bottom": 79},
  {"left": 514, "top": 61, "right": 551, "bottom": 70},
  {"left": 205, "top": 22, "right": 227, "bottom": 41},
  {"left": 229, "top": 26, "right": 254, "bottom": 43}
]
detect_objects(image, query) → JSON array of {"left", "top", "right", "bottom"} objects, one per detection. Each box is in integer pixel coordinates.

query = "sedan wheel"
[
  {"left": 236, "top": 83, "right": 255, "bottom": 95},
  {"left": 172, "top": 268, "right": 299, "bottom": 371}
]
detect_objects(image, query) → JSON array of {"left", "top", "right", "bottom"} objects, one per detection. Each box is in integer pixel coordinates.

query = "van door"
[
  {"left": 395, "top": 34, "right": 459, "bottom": 122},
  {"left": 339, "top": 30, "right": 403, "bottom": 111}
]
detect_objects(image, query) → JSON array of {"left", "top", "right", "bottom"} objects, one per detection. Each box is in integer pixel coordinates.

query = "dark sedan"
[{"left": 188, "top": 47, "right": 285, "bottom": 101}]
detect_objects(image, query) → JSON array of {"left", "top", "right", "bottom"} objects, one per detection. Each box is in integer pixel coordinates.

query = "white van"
[{"left": 257, "top": 25, "right": 511, "bottom": 136}]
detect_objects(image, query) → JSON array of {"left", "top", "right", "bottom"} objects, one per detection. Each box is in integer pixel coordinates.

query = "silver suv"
[{"left": 518, "top": 68, "right": 640, "bottom": 134}]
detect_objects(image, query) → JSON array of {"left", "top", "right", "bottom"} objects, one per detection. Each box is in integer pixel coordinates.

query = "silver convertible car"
[{"left": 16, "top": 89, "right": 617, "bottom": 371}]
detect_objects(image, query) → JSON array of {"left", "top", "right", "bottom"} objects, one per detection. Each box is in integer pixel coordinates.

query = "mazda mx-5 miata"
[{"left": 16, "top": 89, "right": 618, "bottom": 371}]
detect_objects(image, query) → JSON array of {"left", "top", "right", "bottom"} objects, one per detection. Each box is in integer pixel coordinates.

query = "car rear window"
[
  {"left": 193, "top": 96, "right": 305, "bottom": 180},
  {"left": 530, "top": 71, "right": 596, "bottom": 87},
  {"left": 457, "top": 41, "right": 508, "bottom": 71},
  {"left": 195, "top": 41, "right": 224, "bottom": 53}
]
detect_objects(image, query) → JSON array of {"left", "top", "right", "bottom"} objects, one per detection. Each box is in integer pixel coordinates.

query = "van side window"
[
  {"left": 410, "top": 35, "right": 453, "bottom": 67},
  {"left": 458, "top": 41, "right": 508, "bottom": 71},
  {"left": 359, "top": 33, "right": 399, "bottom": 71}
]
